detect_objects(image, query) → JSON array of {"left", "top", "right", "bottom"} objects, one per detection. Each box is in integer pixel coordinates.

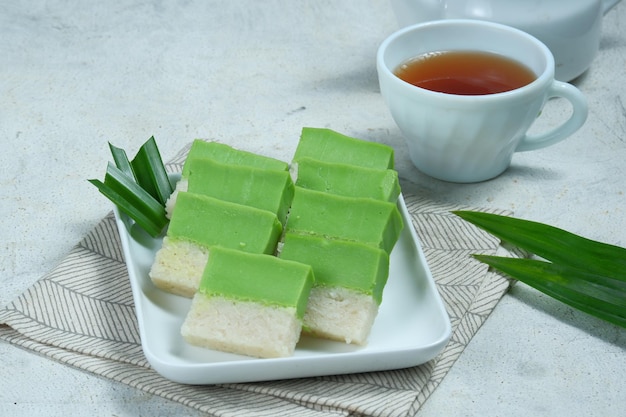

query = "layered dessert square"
[
  {"left": 279, "top": 232, "right": 389, "bottom": 344},
  {"left": 181, "top": 246, "right": 314, "bottom": 358},
  {"left": 150, "top": 192, "right": 282, "bottom": 297}
]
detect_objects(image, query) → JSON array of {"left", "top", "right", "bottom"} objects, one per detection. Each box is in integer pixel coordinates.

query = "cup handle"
[{"left": 516, "top": 81, "right": 588, "bottom": 152}]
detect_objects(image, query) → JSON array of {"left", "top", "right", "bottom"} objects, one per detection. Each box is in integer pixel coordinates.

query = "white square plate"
[{"left": 113, "top": 174, "right": 451, "bottom": 384}]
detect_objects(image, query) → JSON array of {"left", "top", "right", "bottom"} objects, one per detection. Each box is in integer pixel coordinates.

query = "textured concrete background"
[{"left": 1, "top": 1, "right": 625, "bottom": 415}]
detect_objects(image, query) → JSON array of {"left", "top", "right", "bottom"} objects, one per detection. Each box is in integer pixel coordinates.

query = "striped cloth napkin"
[{"left": 0, "top": 143, "right": 518, "bottom": 417}]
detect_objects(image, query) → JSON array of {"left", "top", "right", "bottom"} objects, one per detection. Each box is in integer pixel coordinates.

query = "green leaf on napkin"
[
  {"left": 454, "top": 210, "right": 626, "bottom": 328},
  {"left": 90, "top": 137, "right": 172, "bottom": 237},
  {"left": 130, "top": 136, "right": 173, "bottom": 205}
]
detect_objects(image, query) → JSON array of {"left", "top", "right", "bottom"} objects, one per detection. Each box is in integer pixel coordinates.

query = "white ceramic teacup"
[{"left": 377, "top": 19, "right": 589, "bottom": 183}]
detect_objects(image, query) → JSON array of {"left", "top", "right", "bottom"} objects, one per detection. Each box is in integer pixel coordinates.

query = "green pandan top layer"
[
  {"left": 286, "top": 187, "right": 403, "bottom": 254},
  {"left": 168, "top": 192, "right": 282, "bottom": 254},
  {"left": 295, "top": 157, "right": 400, "bottom": 203},
  {"left": 199, "top": 246, "right": 314, "bottom": 318},
  {"left": 186, "top": 157, "right": 294, "bottom": 225},
  {"left": 293, "top": 127, "right": 395, "bottom": 170},
  {"left": 279, "top": 232, "right": 390, "bottom": 305},
  {"left": 181, "top": 140, "right": 288, "bottom": 177}
]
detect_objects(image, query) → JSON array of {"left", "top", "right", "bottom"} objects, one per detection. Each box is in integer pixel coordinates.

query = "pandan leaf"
[
  {"left": 454, "top": 210, "right": 626, "bottom": 281},
  {"left": 131, "top": 136, "right": 173, "bottom": 205},
  {"left": 90, "top": 137, "right": 172, "bottom": 237},
  {"left": 455, "top": 211, "right": 626, "bottom": 329}
]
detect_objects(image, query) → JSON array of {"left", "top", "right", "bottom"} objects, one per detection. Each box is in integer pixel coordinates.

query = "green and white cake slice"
[
  {"left": 150, "top": 192, "right": 282, "bottom": 297},
  {"left": 279, "top": 232, "right": 390, "bottom": 345},
  {"left": 183, "top": 157, "right": 294, "bottom": 225},
  {"left": 167, "top": 140, "right": 289, "bottom": 217},
  {"left": 286, "top": 186, "right": 403, "bottom": 254},
  {"left": 293, "top": 127, "right": 395, "bottom": 170},
  {"left": 294, "top": 156, "right": 400, "bottom": 202},
  {"left": 182, "top": 139, "right": 288, "bottom": 177},
  {"left": 181, "top": 246, "right": 315, "bottom": 358}
]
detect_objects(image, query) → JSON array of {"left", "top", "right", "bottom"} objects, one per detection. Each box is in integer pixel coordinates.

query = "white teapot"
[{"left": 389, "top": 0, "right": 621, "bottom": 81}]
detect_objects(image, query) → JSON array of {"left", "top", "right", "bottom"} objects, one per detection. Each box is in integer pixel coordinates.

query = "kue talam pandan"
[
  {"left": 279, "top": 232, "right": 390, "bottom": 344},
  {"left": 286, "top": 186, "right": 403, "bottom": 254},
  {"left": 294, "top": 156, "right": 400, "bottom": 202},
  {"left": 150, "top": 192, "right": 282, "bottom": 297},
  {"left": 181, "top": 246, "right": 314, "bottom": 358}
]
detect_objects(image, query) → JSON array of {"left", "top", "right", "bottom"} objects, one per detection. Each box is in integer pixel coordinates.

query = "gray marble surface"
[{"left": 1, "top": 1, "right": 625, "bottom": 416}]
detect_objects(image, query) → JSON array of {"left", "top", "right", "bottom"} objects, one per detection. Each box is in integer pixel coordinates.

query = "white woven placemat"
[{"left": 0, "top": 144, "right": 518, "bottom": 417}]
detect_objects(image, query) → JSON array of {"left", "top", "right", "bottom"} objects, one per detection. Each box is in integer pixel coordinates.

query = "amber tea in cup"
[
  {"left": 377, "top": 19, "right": 589, "bottom": 182},
  {"left": 394, "top": 51, "right": 536, "bottom": 95}
]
